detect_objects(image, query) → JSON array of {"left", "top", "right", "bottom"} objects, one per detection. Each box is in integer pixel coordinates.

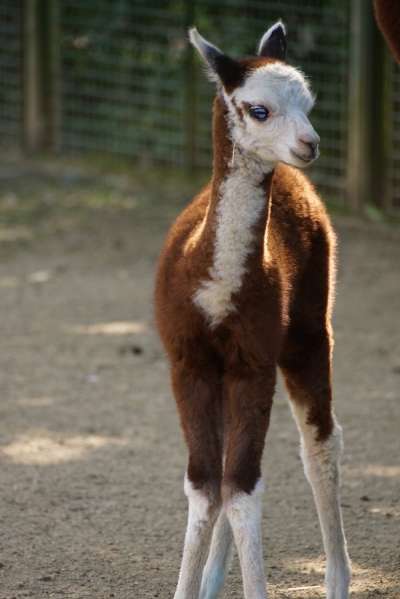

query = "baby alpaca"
[{"left": 155, "top": 21, "right": 351, "bottom": 599}]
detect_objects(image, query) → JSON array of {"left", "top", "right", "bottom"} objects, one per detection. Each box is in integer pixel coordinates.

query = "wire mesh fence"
[
  {"left": 61, "top": 1, "right": 186, "bottom": 163},
  {"left": 1, "top": 1, "right": 400, "bottom": 215},
  {"left": 53, "top": 0, "right": 352, "bottom": 206},
  {"left": 0, "top": 1, "right": 22, "bottom": 144},
  {"left": 59, "top": 0, "right": 349, "bottom": 202},
  {"left": 387, "top": 60, "right": 400, "bottom": 212},
  {"left": 192, "top": 0, "right": 349, "bottom": 203}
]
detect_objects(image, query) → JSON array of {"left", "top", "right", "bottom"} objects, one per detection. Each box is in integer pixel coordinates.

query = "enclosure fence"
[
  {"left": 1, "top": 0, "right": 399, "bottom": 213},
  {"left": 0, "top": 1, "right": 22, "bottom": 144}
]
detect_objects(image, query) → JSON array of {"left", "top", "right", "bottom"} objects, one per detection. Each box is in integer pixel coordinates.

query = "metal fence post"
[{"left": 347, "top": 0, "right": 384, "bottom": 211}]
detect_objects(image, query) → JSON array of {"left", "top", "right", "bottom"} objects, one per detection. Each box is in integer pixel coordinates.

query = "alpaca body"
[{"left": 156, "top": 131, "right": 334, "bottom": 410}]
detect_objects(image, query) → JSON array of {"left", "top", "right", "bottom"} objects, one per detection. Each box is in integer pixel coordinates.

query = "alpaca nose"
[{"left": 299, "top": 139, "right": 319, "bottom": 160}]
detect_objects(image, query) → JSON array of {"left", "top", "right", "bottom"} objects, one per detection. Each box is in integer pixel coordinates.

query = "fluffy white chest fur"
[{"left": 193, "top": 166, "right": 268, "bottom": 327}]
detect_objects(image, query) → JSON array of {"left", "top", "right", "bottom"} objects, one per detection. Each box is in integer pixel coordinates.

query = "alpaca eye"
[{"left": 249, "top": 105, "right": 269, "bottom": 121}]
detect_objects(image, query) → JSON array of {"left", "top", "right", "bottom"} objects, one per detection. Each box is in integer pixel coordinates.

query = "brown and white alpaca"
[{"left": 155, "top": 22, "right": 351, "bottom": 599}]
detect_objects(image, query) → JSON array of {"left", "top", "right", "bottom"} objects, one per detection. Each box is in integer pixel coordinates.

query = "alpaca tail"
[{"left": 374, "top": 0, "right": 400, "bottom": 63}]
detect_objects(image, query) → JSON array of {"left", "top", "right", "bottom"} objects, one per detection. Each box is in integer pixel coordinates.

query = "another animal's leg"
[
  {"left": 280, "top": 328, "right": 351, "bottom": 599},
  {"left": 172, "top": 359, "right": 223, "bottom": 599},
  {"left": 222, "top": 366, "right": 276, "bottom": 599},
  {"left": 199, "top": 510, "right": 233, "bottom": 599}
]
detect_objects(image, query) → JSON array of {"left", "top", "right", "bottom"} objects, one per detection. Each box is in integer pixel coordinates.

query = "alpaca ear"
[
  {"left": 189, "top": 28, "right": 244, "bottom": 90},
  {"left": 257, "top": 21, "right": 287, "bottom": 60}
]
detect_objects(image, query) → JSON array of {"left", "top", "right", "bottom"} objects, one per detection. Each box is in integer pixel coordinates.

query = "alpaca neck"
[{"left": 193, "top": 96, "right": 274, "bottom": 327}]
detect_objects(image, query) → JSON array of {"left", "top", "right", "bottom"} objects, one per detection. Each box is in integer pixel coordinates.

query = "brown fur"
[
  {"left": 155, "top": 63, "right": 336, "bottom": 497},
  {"left": 231, "top": 98, "right": 244, "bottom": 122},
  {"left": 217, "top": 56, "right": 280, "bottom": 93},
  {"left": 374, "top": 0, "right": 400, "bottom": 63}
]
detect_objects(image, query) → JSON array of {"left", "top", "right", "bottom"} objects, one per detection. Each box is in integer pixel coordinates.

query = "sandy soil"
[{"left": 0, "top": 163, "right": 399, "bottom": 598}]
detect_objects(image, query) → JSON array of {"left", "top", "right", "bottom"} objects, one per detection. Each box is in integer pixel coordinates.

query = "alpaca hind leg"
[
  {"left": 280, "top": 331, "right": 351, "bottom": 599},
  {"left": 199, "top": 511, "right": 233, "bottom": 599}
]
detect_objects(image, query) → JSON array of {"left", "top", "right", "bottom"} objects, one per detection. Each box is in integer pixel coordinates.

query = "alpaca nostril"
[{"left": 300, "top": 139, "right": 318, "bottom": 158}]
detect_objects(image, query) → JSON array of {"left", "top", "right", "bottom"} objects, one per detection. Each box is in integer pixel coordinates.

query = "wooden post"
[
  {"left": 347, "top": 0, "right": 384, "bottom": 211},
  {"left": 23, "top": 0, "right": 42, "bottom": 153},
  {"left": 22, "top": 0, "right": 61, "bottom": 153}
]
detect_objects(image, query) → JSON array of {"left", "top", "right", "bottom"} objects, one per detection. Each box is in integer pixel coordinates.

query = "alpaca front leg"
[
  {"left": 174, "top": 475, "right": 219, "bottom": 599},
  {"left": 200, "top": 511, "right": 233, "bottom": 599},
  {"left": 171, "top": 362, "right": 223, "bottom": 599},
  {"left": 222, "top": 368, "right": 275, "bottom": 599}
]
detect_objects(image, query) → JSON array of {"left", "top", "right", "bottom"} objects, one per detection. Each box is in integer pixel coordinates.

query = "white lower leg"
[
  {"left": 200, "top": 511, "right": 233, "bottom": 599},
  {"left": 225, "top": 479, "right": 267, "bottom": 599},
  {"left": 174, "top": 476, "right": 218, "bottom": 599},
  {"left": 292, "top": 405, "right": 351, "bottom": 599}
]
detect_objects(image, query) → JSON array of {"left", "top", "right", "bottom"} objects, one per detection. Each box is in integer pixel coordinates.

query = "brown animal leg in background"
[
  {"left": 221, "top": 366, "right": 276, "bottom": 599},
  {"left": 171, "top": 360, "right": 223, "bottom": 599},
  {"left": 374, "top": 0, "right": 400, "bottom": 64},
  {"left": 280, "top": 329, "right": 351, "bottom": 599}
]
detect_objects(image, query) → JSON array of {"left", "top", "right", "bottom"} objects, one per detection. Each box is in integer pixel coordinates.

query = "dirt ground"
[{"left": 0, "top": 160, "right": 399, "bottom": 598}]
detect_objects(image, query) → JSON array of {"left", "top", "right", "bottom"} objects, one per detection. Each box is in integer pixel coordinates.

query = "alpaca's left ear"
[{"left": 257, "top": 21, "right": 287, "bottom": 60}]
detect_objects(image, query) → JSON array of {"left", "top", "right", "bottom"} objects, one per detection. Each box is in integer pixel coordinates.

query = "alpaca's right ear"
[{"left": 189, "top": 28, "right": 244, "bottom": 90}]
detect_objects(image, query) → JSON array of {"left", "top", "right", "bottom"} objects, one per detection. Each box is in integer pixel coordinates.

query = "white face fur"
[
  {"left": 190, "top": 23, "right": 320, "bottom": 170},
  {"left": 225, "top": 63, "right": 319, "bottom": 169}
]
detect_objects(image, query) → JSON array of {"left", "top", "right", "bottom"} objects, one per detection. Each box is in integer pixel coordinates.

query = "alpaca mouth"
[{"left": 290, "top": 149, "right": 315, "bottom": 164}]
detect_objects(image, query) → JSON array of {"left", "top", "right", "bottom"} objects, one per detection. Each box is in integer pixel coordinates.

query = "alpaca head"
[{"left": 190, "top": 22, "right": 320, "bottom": 169}]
